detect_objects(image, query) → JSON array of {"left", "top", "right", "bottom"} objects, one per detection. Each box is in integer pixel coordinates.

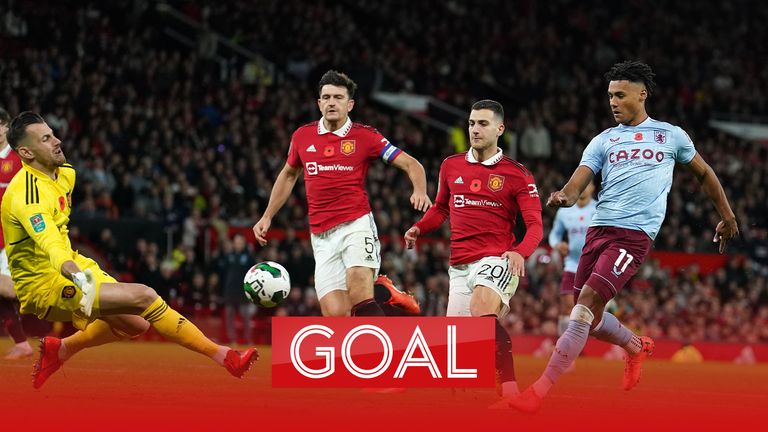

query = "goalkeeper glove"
[{"left": 72, "top": 269, "right": 96, "bottom": 317}]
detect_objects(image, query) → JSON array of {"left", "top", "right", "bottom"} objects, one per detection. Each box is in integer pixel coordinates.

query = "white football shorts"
[
  {"left": 310, "top": 213, "right": 381, "bottom": 300},
  {"left": 447, "top": 256, "right": 519, "bottom": 319}
]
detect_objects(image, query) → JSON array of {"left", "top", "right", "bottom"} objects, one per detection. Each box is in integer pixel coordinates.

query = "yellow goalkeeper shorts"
[{"left": 20, "top": 254, "right": 116, "bottom": 331}]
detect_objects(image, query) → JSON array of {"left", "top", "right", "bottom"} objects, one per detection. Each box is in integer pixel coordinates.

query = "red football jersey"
[
  {"left": 287, "top": 118, "right": 402, "bottom": 234},
  {"left": 0, "top": 146, "right": 23, "bottom": 248},
  {"left": 414, "top": 150, "right": 543, "bottom": 265}
]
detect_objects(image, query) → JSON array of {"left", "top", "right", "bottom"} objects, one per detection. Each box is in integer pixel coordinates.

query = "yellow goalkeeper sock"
[
  {"left": 61, "top": 319, "right": 121, "bottom": 360},
  {"left": 140, "top": 297, "right": 220, "bottom": 358}
]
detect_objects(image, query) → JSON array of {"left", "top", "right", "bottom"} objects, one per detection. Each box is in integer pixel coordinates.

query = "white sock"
[
  {"left": 623, "top": 335, "right": 643, "bottom": 356},
  {"left": 532, "top": 376, "right": 554, "bottom": 398},
  {"left": 557, "top": 315, "right": 569, "bottom": 336},
  {"left": 502, "top": 381, "right": 520, "bottom": 397},
  {"left": 59, "top": 341, "right": 70, "bottom": 361},
  {"left": 212, "top": 346, "right": 229, "bottom": 365}
]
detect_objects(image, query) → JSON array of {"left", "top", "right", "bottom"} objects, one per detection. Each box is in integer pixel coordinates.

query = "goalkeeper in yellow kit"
[{"left": 2, "top": 112, "right": 257, "bottom": 388}]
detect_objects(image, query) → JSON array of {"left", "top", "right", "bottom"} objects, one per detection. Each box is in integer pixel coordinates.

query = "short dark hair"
[
  {"left": 471, "top": 99, "right": 505, "bottom": 121},
  {"left": 318, "top": 70, "right": 357, "bottom": 99},
  {"left": 7, "top": 111, "right": 45, "bottom": 150},
  {"left": 605, "top": 60, "right": 656, "bottom": 95},
  {"left": 0, "top": 107, "right": 10, "bottom": 125}
]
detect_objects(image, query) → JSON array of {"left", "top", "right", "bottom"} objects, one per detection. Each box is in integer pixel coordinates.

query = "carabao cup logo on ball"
[{"left": 243, "top": 261, "right": 291, "bottom": 307}]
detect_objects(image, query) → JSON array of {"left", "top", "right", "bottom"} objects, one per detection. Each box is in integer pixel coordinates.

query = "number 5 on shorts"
[{"left": 364, "top": 237, "right": 375, "bottom": 254}]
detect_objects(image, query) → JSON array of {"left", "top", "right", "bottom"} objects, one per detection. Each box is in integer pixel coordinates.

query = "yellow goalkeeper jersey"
[{"left": 1, "top": 162, "right": 77, "bottom": 307}]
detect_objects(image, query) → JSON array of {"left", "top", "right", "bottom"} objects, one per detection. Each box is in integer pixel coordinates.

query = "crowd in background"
[{"left": 1, "top": 0, "right": 767, "bottom": 343}]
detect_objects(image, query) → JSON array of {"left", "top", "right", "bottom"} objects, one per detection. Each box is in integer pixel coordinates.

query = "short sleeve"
[
  {"left": 286, "top": 134, "right": 302, "bottom": 168},
  {"left": 578, "top": 134, "right": 605, "bottom": 175},
  {"left": 673, "top": 126, "right": 696, "bottom": 164}
]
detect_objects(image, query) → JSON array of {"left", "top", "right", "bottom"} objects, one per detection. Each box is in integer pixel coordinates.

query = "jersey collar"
[
  {"left": 318, "top": 117, "right": 352, "bottom": 137},
  {"left": 466, "top": 148, "right": 504, "bottom": 166},
  {"left": 22, "top": 161, "right": 58, "bottom": 182},
  {"left": 618, "top": 116, "right": 653, "bottom": 129},
  {"left": 0, "top": 145, "right": 11, "bottom": 158}
]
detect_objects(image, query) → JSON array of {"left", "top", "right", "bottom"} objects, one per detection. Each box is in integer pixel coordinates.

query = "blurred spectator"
[
  {"left": 1, "top": 0, "right": 766, "bottom": 343},
  {"left": 221, "top": 234, "right": 257, "bottom": 344}
]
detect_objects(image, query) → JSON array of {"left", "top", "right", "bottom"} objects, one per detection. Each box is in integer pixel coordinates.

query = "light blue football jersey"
[
  {"left": 549, "top": 200, "right": 597, "bottom": 272},
  {"left": 579, "top": 117, "right": 696, "bottom": 240}
]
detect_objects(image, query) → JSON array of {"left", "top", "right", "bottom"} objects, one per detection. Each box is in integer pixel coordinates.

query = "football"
[{"left": 243, "top": 261, "right": 291, "bottom": 307}]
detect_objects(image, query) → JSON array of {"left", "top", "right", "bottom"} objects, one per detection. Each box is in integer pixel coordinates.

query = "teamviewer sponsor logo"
[
  {"left": 318, "top": 164, "right": 354, "bottom": 172},
  {"left": 272, "top": 317, "right": 495, "bottom": 388},
  {"left": 454, "top": 194, "right": 500, "bottom": 208},
  {"left": 306, "top": 162, "right": 318, "bottom": 176},
  {"left": 306, "top": 162, "right": 354, "bottom": 176}
]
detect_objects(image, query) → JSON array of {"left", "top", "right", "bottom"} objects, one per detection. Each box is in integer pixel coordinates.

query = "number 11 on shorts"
[{"left": 612, "top": 248, "right": 634, "bottom": 276}]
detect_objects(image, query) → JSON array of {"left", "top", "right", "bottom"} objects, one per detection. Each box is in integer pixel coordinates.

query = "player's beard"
[{"left": 470, "top": 139, "right": 493, "bottom": 152}]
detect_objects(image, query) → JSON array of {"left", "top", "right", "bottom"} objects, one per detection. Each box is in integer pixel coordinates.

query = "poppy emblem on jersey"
[
  {"left": 59, "top": 196, "right": 66, "bottom": 211},
  {"left": 340, "top": 140, "right": 356, "bottom": 155},
  {"left": 470, "top": 179, "right": 482, "bottom": 192},
  {"left": 634, "top": 133, "right": 643, "bottom": 141},
  {"left": 324, "top": 145, "right": 335, "bottom": 157},
  {"left": 488, "top": 175, "right": 504, "bottom": 192},
  {"left": 62, "top": 286, "right": 76, "bottom": 299},
  {"left": 1, "top": 161, "right": 12, "bottom": 173},
  {"left": 29, "top": 213, "right": 46, "bottom": 233},
  {"left": 654, "top": 130, "right": 667, "bottom": 144}
]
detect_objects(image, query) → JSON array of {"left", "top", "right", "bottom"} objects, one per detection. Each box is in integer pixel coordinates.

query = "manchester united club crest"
[
  {"left": 654, "top": 130, "right": 667, "bottom": 144},
  {"left": 488, "top": 174, "right": 505, "bottom": 192},
  {"left": 62, "top": 286, "right": 76, "bottom": 299},
  {"left": 1, "top": 161, "right": 12, "bottom": 173},
  {"left": 340, "top": 139, "right": 356, "bottom": 155}
]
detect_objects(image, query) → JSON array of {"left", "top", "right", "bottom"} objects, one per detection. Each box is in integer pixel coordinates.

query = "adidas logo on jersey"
[
  {"left": 365, "top": 254, "right": 374, "bottom": 261},
  {"left": 454, "top": 176, "right": 464, "bottom": 184},
  {"left": 307, "top": 145, "right": 317, "bottom": 152}
]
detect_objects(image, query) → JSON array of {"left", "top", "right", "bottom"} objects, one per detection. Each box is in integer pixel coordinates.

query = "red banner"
[{"left": 272, "top": 317, "right": 495, "bottom": 387}]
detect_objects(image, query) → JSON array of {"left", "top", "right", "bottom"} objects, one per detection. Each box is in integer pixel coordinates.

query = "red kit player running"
[{"left": 405, "top": 100, "right": 543, "bottom": 405}]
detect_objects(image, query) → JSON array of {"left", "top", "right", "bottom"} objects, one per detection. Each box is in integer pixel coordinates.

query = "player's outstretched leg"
[
  {"left": 589, "top": 311, "right": 654, "bottom": 390},
  {"left": 509, "top": 304, "right": 594, "bottom": 413},
  {"left": 138, "top": 295, "right": 258, "bottom": 378}
]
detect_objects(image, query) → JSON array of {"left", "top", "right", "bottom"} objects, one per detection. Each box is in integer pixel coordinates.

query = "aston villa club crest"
[
  {"left": 488, "top": 174, "right": 505, "bottom": 192},
  {"left": 654, "top": 130, "right": 667, "bottom": 144},
  {"left": 341, "top": 140, "right": 356, "bottom": 155}
]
